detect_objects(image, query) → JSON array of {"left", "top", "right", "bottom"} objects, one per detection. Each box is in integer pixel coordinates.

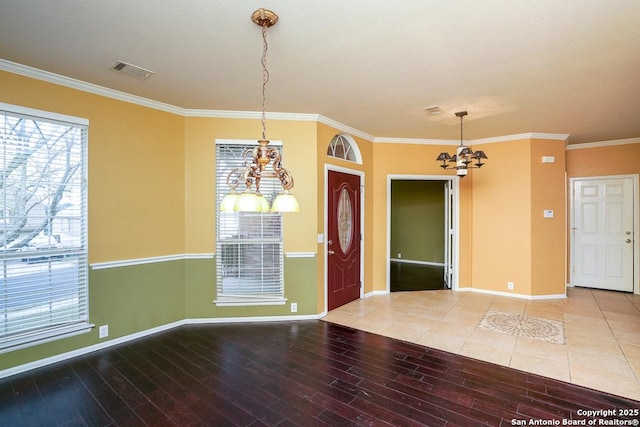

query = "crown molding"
[
  {"left": 1, "top": 59, "right": 378, "bottom": 138},
  {"left": 4, "top": 59, "right": 620, "bottom": 147},
  {"left": 565, "top": 137, "right": 640, "bottom": 150},
  {"left": 374, "top": 132, "right": 569, "bottom": 146},
  {"left": 374, "top": 137, "right": 453, "bottom": 145},
  {"left": 472, "top": 132, "right": 569, "bottom": 145},
  {"left": 157, "top": 108, "right": 378, "bottom": 142},
  {"left": 316, "top": 115, "right": 374, "bottom": 141},
  {"left": 0, "top": 58, "right": 186, "bottom": 116},
  {"left": 185, "top": 108, "right": 319, "bottom": 123}
]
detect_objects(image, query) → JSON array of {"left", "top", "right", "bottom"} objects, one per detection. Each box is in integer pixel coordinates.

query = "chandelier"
[
  {"left": 220, "top": 8, "right": 299, "bottom": 213},
  {"left": 435, "top": 111, "right": 487, "bottom": 177}
]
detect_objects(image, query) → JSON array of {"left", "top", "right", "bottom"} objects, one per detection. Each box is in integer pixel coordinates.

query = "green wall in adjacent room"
[{"left": 390, "top": 180, "right": 446, "bottom": 263}]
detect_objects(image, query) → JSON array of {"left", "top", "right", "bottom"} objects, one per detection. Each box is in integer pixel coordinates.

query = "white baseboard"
[
  {"left": 363, "top": 290, "right": 388, "bottom": 298},
  {"left": 184, "top": 314, "right": 323, "bottom": 324},
  {"left": 0, "top": 314, "right": 324, "bottom": 380},
  {"left": 456, "top": 287, "right": 567, "bottom": 300},
  {"left": 363, "top": 286, "right": 566, "bottom": 300},
  {"left": 0, "top": 320, "right": 183, "bottom": 380},
  {"left": 389, "top": 259, "right": 444, "bottom": 266}
]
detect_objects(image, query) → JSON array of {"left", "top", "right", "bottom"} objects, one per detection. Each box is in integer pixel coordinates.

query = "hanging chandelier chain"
[
  {"left": 219, "top": 9, "right": 299, "bottom": 212},
  {"left": 260, "top": 23, "right": 269, "bottom": 141},
  {"left": 460, "top": 114, "right": 464, "bottom": 146}
]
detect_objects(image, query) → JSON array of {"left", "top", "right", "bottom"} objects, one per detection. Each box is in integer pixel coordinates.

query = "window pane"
[
  {"left": 215, "top": 141, "right": 284, "bottom": 304},
  {"left": 327, "top": 134, "right": 358, "bottom": 162},
  {"left": 0, "top": 108, "right": 88, "bottom": 352}
]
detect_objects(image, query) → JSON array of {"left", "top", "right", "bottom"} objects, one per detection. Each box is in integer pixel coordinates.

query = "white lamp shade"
[
  {"left": 271, "top": 192, "right": 300, "bottom": 212},
  {"left": 256, "top": 194, "right": 270, "bottom": 212},
  {"left": 234, "top": 191, "right": 263, "bottom": 212},
  {"left": 220, "top": 193, "right": 238, "bottom": 212}
]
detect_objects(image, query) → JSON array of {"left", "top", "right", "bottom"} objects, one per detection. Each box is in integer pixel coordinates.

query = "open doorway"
[{"left": 388, "top": 176, "right": 457, "bottom": 292}]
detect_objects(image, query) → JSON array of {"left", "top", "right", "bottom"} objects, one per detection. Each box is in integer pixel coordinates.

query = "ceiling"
[{"left": 1, "top": 1, "right": 639, "bottom": 144}]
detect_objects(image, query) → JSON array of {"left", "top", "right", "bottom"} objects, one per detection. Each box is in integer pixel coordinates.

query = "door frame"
[
  {"left": 324, "top": 164, "right": 365, "bottom": 312},
  {"left": 386, "top": 174, "right": 460, "bottom": 292},
  {"left": 569, "top": 174, "right": 639, "bottom": 294}
]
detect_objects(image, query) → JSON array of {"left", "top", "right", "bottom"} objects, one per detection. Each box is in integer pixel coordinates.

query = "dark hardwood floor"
[
  {"left": 0, "top": 321, "right": 638, "bottom": 426},
  {"left": 391, "top": 262, "right": 446, "bottom": 292}
]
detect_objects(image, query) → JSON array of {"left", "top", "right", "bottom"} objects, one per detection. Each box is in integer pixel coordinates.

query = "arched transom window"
[{"left": 327, "top": 133, "right": 362, "bottom": 164}]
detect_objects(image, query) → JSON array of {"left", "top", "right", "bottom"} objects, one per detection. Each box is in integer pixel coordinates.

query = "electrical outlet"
[
  {"left": 291, "top": 303, "right": 298, "bottom": 313},
  {"left": 507, "top": 282, "right": 514, "bottom": 290},
  {"left": 99, "top": 325, "right": 109, "bottom": 338},
  {"left": 398, "top": 253, "right": 402, "bottom": 259}
]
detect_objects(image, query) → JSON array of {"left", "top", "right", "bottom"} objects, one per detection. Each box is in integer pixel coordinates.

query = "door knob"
[{"left": 328, "top": 250, "right": 335, "bottom": 255}]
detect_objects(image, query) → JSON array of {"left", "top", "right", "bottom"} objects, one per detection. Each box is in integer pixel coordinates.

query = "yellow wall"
[
  {"left": 472, "top": 139, "right": 532, "bottom": 293},
  {"left": 1, "top": 71, "right": 320, "bottom": 264},
  {"left": 371, "top": 142, "right": 474, "bottom": 291},
  {"left": 6, "top": 65, "right": 639, "bottom": 375},
  {"left": 358, "top": 134, "right": 375, "bottom": 295},
  {"left": 4, "top": 68, "right": 632, "bottom": 307},
  {"left": 0, "top": 71, "right": 186, "bottom": 263},
  {"left": 315, "top": 124, "right": 373, "bottom": 312},
  {"left": 183, "top": 117, "right": 318, "bottom": 255},
  {"left": 565, "top": 141, "right": 640, "bottom": 283},
  {"left": 471, "top": 137, "right": 567, "bottom": 296},
  {"left": 566, "top": 143, "right": 640, "bottom": 178},
  {"left": 531, "top": 139, "right": 567, "bottom": 296}
]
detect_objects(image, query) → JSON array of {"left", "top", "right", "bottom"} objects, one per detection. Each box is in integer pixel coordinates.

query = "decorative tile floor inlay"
[{"left": 479, "top": 310, "right": 565, "bottom": 344}]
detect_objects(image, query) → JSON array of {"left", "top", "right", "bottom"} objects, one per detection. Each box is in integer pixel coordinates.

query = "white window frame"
[
  {"left": 327, "top": 133, "right": 363, "bottom": 164},
  {"left": 0, "top": 102, "right": 91, "bottom": 353},
  {"left": 214, "top": 139, "right": 286, "bottom": 306}
]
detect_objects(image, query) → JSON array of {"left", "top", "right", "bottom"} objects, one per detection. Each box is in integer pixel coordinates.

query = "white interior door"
[
  {"left": 443, "top": 181, "right": 454, "bottom": 289},
  {"left": 572, "top": 177, "right": 634, "bottom": 292}
]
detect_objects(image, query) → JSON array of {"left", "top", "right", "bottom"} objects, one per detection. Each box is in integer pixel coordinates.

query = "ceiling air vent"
[
  {"left": 423, "top": 105, "right": 443, "bottom": 116},
  {"left": 109, "top": 60, "right": 154, "bottom": 80}
]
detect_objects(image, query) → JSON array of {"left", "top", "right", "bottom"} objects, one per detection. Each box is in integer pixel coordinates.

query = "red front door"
[{"left": 327, "top": 170, "right": 361, "bottom": 310}]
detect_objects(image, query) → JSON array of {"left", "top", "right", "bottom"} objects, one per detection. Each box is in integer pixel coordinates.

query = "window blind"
[
  {"left": 215, "top": 141, "right": 285, "bottom": 305},
  {"left": 0, "top": 107, "right": 89, "bottom": 352}
]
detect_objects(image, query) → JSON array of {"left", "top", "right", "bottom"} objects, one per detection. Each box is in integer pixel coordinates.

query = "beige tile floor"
[{"left": 321, "top": 287, "right": 640, "bottom": 401}]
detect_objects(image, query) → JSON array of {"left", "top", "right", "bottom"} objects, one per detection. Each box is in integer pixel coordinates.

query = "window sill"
[
  {"left": 0, "top": 323, "right": 95, "bottom": 355},
  {"left": 213, "top": 297, "right": 287, "bottom": 307}
]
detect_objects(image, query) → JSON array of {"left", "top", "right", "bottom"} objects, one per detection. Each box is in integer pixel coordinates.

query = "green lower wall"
[
  {"left": 185, "top": 255, "right": 318, "bottom": 318},
  {"left": 90, "top": 261, "right": 186, "bottom": 336},
  {"left": 1, "top": 256, "right": 318, "bottom": 372},
  {"left": 0, "top": 260, "right": 186, "bottom": 370}
]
